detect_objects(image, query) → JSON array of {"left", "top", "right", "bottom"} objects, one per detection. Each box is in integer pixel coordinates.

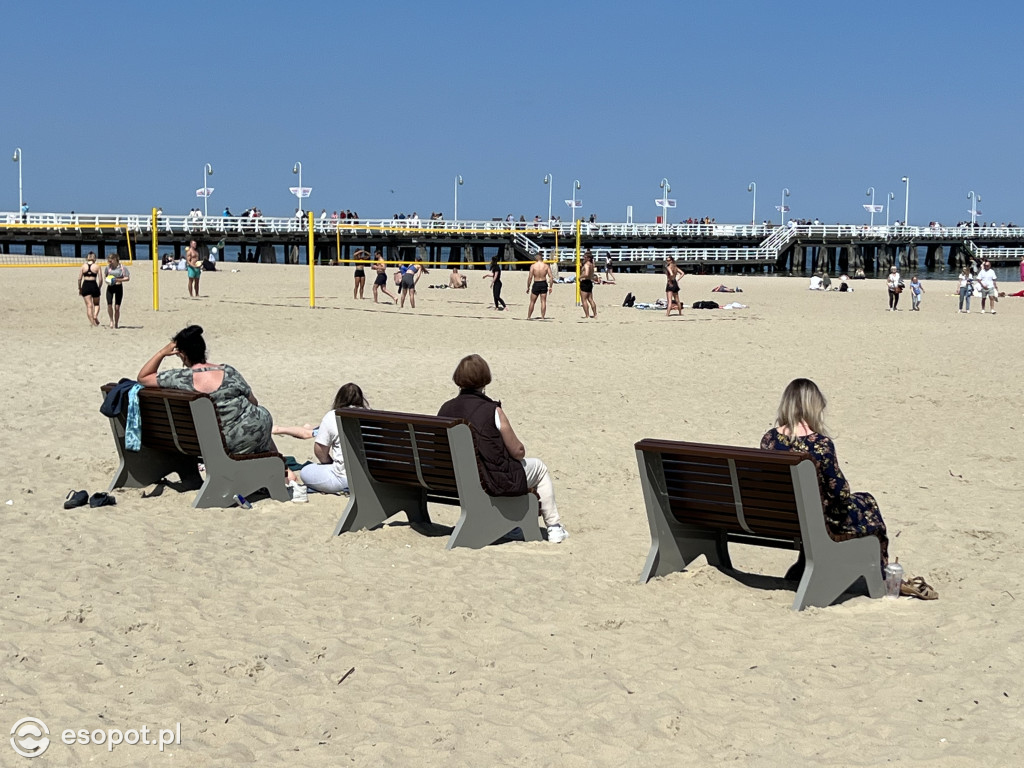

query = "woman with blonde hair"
[
  {"left": 760, "top": 378, "right": 892, "bottom": 583},
  {"left": 77, "top": 251, "right": 102, "bottom": 326}
]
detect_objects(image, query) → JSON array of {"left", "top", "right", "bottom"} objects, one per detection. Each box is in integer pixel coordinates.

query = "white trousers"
[
  {"left": 299, "top": 463, "right": 348, "bottom": 494},
  {"left": 522, "top": 458, "right": 560, "bottom": 527}
]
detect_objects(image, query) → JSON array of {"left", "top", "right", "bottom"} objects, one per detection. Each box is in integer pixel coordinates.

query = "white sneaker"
[
  {"left": 289, "top": 482, "right": 308, "bottom": 503},
  {"left": 547, "top": 524, "right": 569, "bottom": 543}
]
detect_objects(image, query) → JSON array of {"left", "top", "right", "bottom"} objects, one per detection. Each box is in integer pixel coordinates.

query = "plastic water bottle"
[
  {"left": 884, "top": 557, "right": 904, "bottom": 598},
  {"left": 233, "top": 494, "right": 252, "bottom": 510}
]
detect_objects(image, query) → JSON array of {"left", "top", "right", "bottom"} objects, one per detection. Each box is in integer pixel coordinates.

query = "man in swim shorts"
[
  {"left": 186, "top": 239, "right": 202, "bottom": 297},
  {"left": 527, "top": 253, "right": 554, "bottom": 319},
  {"left": 579, "top": 249, "right": 597, "bottom": 318}
]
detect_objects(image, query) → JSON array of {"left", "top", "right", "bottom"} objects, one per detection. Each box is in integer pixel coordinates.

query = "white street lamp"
[
  {"left": 454, "top": 174, "right": 463, "bottom": 221},
  {"left": 659, "top": 178, "right": 671, "bottom": 225},
  {"left": 543, "top": 174, "right": 552, "bottom": 222},
  {"left": 886, "top": 192, "right": 895, "bottom": 227},
  {"left": 968, "top": 190, "right": 981, "bottom": 226},
  {"left": 293, "top": 162, "right": 303, "bottom": 215},
  {"left": 780, "top": 187, "right": 790, "bottom": 226},
  {"left": 202, "top": 163, "right": 213, "bottom": 218},
  {"left": 901, "top": 175, "right": 910, "bottom": 226},
  {"left": 571, "top": 179, "right": 581, "bottom": 220},
  {"left": 866, "top": 186, "right": 875, "bottom": 227},
  {"left": 12, "top": 147, "right": 23, "bottom": 215},
  {"left": 747, "top": 181, "right": 756, "bottom": 226}
]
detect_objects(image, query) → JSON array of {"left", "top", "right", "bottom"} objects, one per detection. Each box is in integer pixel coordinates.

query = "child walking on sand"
[{"left": 909, "top": 275, "right": 924, "bottom": 311}]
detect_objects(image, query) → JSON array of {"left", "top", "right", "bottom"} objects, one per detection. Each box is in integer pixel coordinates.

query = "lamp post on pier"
[
  {"left": 292, "top": 162, "right": 304, "bottom": 215},
  {"left": 543, "top": 174, "right": 552, "bottom": 222},
  {"left": 901, "top": 175, "right": 910, "bottom": 226},
  {"left": 570, "top": 179, "right": 581, "bottom": 221},
  {"left": 659, "top": 178, "right": 671, "bottom": 225},
  {"left": 865, "top": 187, "right": 876, "bottom": 227},
  {"left": 12, "top": 147, "right": 22, "bottom": 216},
  {"left": 779, "top": 188, "right": 790, "bottom": 226},
  {"left": 454, "top": 175, "right": 463, "bottom": 221},
  {"left": 886, "top": 192, "right": 895, "bottom": 227},
  {"left": 968, "top": 190, "right": 981, "bottom": 226},
  {"left": 747, "top": 181, "right": 756, "bottom": 226},
  {"left": 201, "top": 163, "right": 213, "bottom": 218}
]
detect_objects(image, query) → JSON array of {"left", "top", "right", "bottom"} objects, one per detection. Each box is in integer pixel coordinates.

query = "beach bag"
[
  {"left": 692, "top": 300, "right": 720, "bottom": 309},
  {"left": 622, "top": 292, "right": 636, "bottom": 307}
]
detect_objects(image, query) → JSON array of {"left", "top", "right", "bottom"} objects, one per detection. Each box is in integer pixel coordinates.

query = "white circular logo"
[{"left": 10, "top": 718, "right": 50, "bottom": 758}]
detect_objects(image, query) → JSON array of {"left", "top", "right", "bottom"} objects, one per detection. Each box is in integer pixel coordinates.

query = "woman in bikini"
[
  {"left": 664, "top": 256, "right": 684, "bottom": 316},
  {"left": 77, "top": 251, "right": 102, "bottom": 326},
  {"left": 371, "top": 251, "right": 397, "bottom": 303},
  {"left": 351, "top": 249, "right": 369, "bottom": 299}
]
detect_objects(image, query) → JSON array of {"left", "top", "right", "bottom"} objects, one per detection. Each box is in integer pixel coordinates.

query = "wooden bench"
[
  {"left": 332, "top": 409, "right": 541, "bottom": 549},
  {"left": 635, "top": 439, "right": 883, "bottom": 610},
  {"left": 101, "top": 383, "right": 289, "bottom": 508}
]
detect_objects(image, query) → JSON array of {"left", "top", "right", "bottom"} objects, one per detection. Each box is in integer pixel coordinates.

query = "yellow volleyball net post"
[{"left": 151, "top": 208, "right": 160, "bottom": 311}]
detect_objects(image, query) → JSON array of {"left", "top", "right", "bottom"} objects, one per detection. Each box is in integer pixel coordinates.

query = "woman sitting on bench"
[
  {"left": 760, "top": 378, "right": 890, "bottom": 580},
  {"left": 138, "top": 325, "right": 276, "bottom": 456},
  {"left": 438, "top": 354, "right": 568, "bottom": 543}
]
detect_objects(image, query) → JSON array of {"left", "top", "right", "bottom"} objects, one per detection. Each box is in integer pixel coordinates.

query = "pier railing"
[{"left": 4, "top": 210, "right": 1024, "bottom": 244}]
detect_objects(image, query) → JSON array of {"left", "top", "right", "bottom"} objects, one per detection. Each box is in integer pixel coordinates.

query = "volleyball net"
[{"left": 0, "top": 220, "right": 138, "bottom": 268}]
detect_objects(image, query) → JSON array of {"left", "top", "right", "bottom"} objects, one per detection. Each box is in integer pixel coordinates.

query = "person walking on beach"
[
  {"left": 483, "top": 255, "right": 506, "bottom": 310},
  {"left": 579, "top": 249, "right": 598, "bottom": 319},
  {"left": 664, "top": 256, "right": 684, "bottom": 316},
  {"left": 908, "top": 275, "right": 924, "bottom": 311},
  {"left": 103, "top": 252, "right": 130, "bottom": 329},
  {"left": 886, "top": 265, "right": 902, "bottom": 311},
  {"left": 371, "top": 251, "right": 397, "bottom": 303},
  {"left": 957, "top": 265, "right": 973, "bottom": 313},
  {"left": 978, "top": 260, "right": 999, "bottom": 314},
  {"left": 526, "top": 253, "right": 553, "bottom": 319},
  {"left": 77, "top": 251, "right": 102, "bottom": 326},
  {"left": 186, "top": 240, "right": 202, "bottom": 297}
]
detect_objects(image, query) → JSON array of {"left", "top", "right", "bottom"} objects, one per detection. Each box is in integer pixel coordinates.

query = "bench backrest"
[
  {"left": 101, "top": 383, "right": 206, "bottom": 456},
  {"left": 635, "top": 439, "right": 817, "bottom": 542},
  {"left": 337, "top": 409, "right": 465, "bottom": 499}
]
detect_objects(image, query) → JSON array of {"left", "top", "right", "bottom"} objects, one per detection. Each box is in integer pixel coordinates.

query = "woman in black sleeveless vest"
[{"left": 438, "top": 354, "right": 568, "bottom": 543}]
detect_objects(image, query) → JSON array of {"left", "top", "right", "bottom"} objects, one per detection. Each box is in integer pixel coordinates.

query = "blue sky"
[{"left": 5, "top": 1, "right": 1021, "bottom": 225}]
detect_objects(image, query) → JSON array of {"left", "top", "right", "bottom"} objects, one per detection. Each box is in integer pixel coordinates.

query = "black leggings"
[
  {"left": 492, "top": 280, "right": 505, "bottom": 309},
  {"left": 888, "top": 288, "right": 899, "bottom": 310}
]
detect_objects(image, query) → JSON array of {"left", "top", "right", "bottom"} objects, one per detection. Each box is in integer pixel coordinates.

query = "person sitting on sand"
[
  {"left": 449, "top": 266, "right": 467, "bottom": 289},
  {"left": 759, "top": 378, "right": 936, "bottom": 599},
  {"left": 438, "top": 354, "right": 568, "bottom": 543},
  {"left": 274, "top": 383, "right": 368, "bottom": 494}
]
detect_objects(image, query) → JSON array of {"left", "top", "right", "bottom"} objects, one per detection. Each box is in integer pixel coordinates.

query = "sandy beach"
[{"left": 1, "top": 262, "right": 1021, "bottom": 766}]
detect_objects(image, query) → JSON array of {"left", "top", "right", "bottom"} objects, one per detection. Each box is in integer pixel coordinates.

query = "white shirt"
[
  {"left": 808, "top": 275, "right": 823, "bottom": 290},
  {"left": 978, "top": 268, "right": 997, "bottom": 289},
  {"left": 315, "top": 410, "right": 346, "bottom": 480}
]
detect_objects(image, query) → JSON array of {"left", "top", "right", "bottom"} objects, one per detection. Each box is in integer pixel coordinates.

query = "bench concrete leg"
[
  {"left": 333, "top": 484, "right": 429, "bottom": 536},
  {"left": 192, "top": 456, "right": 289, "bottom": 508},
  {"left": 446, "top": 493, "right": 541, "bottom": 550},
  {"left": 107, "top": 445, "right": 202, "bottom": 494},
  {"left": 792, "top": 535, "right": 884, "bottom": 610}
]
